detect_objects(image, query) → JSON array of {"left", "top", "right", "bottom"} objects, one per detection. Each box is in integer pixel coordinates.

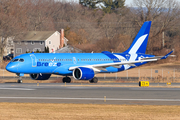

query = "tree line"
[{"left": 0, "top": 0, "right": 180, "bottom": 61}]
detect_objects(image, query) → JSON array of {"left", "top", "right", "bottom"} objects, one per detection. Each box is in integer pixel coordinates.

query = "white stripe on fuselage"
[
  {"left": 129, "top": 34, "right": 148, "bottom": 54},
  {"left": 114, "top": 54, "right": 137, "bottom": 70},
  {"left": 113, "top": 34, "right": 148, "bottom": 69}
]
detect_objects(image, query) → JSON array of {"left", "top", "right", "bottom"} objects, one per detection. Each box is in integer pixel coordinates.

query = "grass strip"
[{"left": 0, "top": 103, "right": 180, "bottom": 120}]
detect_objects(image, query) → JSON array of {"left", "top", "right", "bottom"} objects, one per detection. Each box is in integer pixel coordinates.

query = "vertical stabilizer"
[{"left": 123, "top": 21, "right": 151, "bottom": 54}]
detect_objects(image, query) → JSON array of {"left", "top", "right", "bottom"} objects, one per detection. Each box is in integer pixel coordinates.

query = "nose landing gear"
[
  {"left": 18, "top": 78, "right": 22, "bottom": 83},
  {"left": 16, "top": 73, "right": 23, "bottom": 83}
]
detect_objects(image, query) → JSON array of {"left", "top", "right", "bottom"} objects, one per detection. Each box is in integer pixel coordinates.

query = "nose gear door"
[{"left": 30, "top": 54, "right": 37, "bottom": 67}]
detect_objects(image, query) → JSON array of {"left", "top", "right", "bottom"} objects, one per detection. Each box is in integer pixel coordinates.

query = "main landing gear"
[
  {"left": 62, "top": 77, "right": 98, "bottom": 83},
  {"left": 62, "top": 76, "right": 71, "bottom": 83},
  {"left": 89, "top": 77, "right": 98, "bottom": 83}
]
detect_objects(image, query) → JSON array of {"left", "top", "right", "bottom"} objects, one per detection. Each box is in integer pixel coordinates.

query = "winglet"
[{"left": 161, "top": 51, "right": 174, "bottom": 59}]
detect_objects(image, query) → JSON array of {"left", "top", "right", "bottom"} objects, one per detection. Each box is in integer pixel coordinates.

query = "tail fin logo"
[
  {"left": 123, "top": 21, "right": 151, "bottom": 54},
  {"left": 129, "top": 34, "right": 148, "bottom": 54}
]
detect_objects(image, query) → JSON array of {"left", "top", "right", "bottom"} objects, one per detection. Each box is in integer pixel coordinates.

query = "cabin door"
[{"left": 30, "top": 54, "right": 37, "bottom": 67}]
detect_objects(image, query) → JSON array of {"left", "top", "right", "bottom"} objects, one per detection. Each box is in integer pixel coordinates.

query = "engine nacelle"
[
  {"left": 30, "top": 74, "right": 51, "bottom": 80},
  {"left": 73, "top": 67, "right": 95, "bottom": 80}
]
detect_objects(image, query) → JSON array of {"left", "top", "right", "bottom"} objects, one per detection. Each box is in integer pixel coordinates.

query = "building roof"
[
  {"left": 14, "top": 31, "right": 58, "bottom": 41},
  {"left": 55, "top": 45, "right": 83, "bottom": 53}
]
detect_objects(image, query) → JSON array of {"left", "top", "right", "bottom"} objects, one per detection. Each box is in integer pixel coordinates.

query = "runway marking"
[
  {"left": 0, "top": 88, "right": 35, "bottom": 90},
  {"left": 0, "top": 97, "right": 180, "bottom": 102}
]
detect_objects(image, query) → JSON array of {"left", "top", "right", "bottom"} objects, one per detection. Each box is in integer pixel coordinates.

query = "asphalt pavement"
[{"left": 0, "top": 83, "right": 180, "bottom": 105}]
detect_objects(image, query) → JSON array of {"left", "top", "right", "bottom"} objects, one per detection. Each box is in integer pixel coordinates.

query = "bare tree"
[
  {"left": 25, "top": 0, "right": 55, "bottom": 31},
  {"left": 0, "top": 0, "right": 27, "bottom": 61},
  {"left": 131, "top": 0, "right": 180, "bottom": 53}
]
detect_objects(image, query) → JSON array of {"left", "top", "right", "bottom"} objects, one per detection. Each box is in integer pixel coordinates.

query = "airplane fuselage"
[{"left": 6, "top": 52, "right": 154, "bottom": 76}]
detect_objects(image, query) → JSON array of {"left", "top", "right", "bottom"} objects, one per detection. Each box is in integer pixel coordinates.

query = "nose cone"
[{"left": 6, "top": 63, "right": 18, "bottom": 73}]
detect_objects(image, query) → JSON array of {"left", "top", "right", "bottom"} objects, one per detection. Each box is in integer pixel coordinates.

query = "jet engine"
[
  {"left": 30, "top": 74, "right": 51, "bottom": 80},
  {"left": 73, "top": 67, "right": 95, "bottom": 80}
]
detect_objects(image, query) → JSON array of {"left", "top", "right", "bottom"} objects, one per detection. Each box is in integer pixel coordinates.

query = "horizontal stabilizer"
[
  {"left": 161, "top": 51, "right": 174, "bottom": 59},
  {"left": 141, "top": 51, "right": 175, "bottom": 61}
]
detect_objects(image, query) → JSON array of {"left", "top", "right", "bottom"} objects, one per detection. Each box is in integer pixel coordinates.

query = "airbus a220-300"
[{"left": 6, "top": 21, "right": 174, "bottom": 83}]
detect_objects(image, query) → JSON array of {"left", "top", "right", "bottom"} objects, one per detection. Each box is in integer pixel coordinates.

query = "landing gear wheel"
[
  {"left": 89, "top": 77, "right": 98, "bottom": 83},
  {"left": 62, "top": 77, "right": 71, "bottom": 83},
  {"left": 17, "top": 76, "right": 22, "bottom": 83},
  {"left": 18, "top": 80, "right": 22, "bottom": 83}
]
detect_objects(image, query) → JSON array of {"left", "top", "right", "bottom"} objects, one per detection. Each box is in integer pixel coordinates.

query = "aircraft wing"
[
  {"left": 69, "top": 51, "right": 174, "bottom": 72},
  {"left": 69, "top": 59, "right": 157, "bottom": 72}
]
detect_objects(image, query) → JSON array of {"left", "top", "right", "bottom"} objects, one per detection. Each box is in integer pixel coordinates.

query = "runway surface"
[{"left": 0, "top": 83, "right": 180, "bottom": 105}]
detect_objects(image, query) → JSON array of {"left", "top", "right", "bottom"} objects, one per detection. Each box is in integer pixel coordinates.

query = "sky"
[
  {"left": 125, "top": 0, "right": 133, "bottom": 6},
  {"left": 125, "top": 0, "right": 180, "bottom": 6},
  {"left": 67, "top": 0, "right": 180, "bottom": 6}
]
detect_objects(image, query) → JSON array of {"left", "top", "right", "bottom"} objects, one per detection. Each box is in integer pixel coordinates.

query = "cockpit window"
[
  {"left": 11, "top": 58, "right": 24, "bottom": 62},
  {"left": 19, "top": 59, "right": 24, "bottom": 62},
  {"left": 11, "top": 59, "right": 19, "bottom": 62}
]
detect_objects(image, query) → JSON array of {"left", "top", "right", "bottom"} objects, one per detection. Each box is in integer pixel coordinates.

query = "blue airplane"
[{"left": 6, "top": 21, "right": 174, "bottom": 83}]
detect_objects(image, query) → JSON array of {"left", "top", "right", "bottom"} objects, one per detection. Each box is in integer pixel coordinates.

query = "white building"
[{"left": 14, "top": 31, "right": 68, "bottom": 56}]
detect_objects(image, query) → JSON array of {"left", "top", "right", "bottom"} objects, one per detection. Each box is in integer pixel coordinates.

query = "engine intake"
[
  {"left": 30, "top": 74, "right": 51, "bottom": 80},
  {"left": 73, "top": 67, "right": 95, "bottom": 80}
]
